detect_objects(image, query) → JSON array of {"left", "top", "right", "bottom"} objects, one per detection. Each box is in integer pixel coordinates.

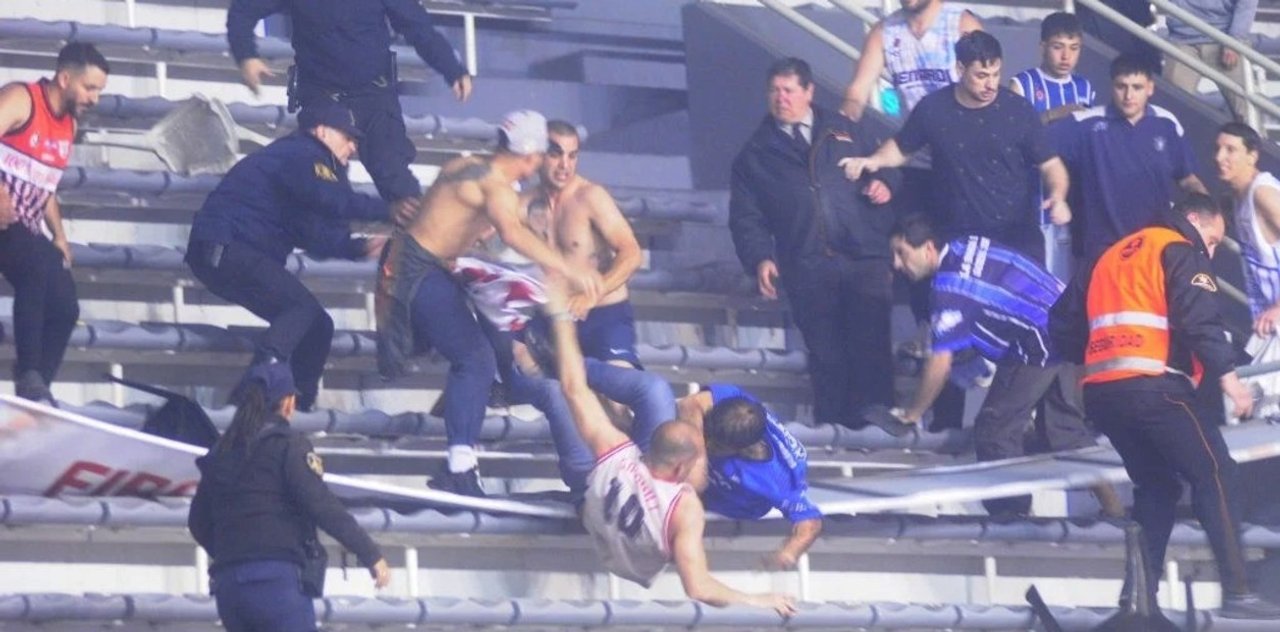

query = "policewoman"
[{"left": 189, "top": 362, "right": 390, "bottom": 631}]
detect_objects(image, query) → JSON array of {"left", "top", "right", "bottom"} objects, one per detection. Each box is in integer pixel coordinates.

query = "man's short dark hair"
[
  {"left": 1220, "top": 121, "right": 1262, "bottom": 154},
  {"left": 890, "top": 213, "right": 944, "bottom": 249},
  {"left": 1040, "top": 12, "right": 1083, "bottom": 41},
  {"left": 767, "top": 57, "right": 813, "bottom": 89},
  {"left": 56, "top": 42, "right": 110, "bottom": 75},
  {"left": 546, "top": 119, "right": 578, "bottom": 140},
  {"left": 955, "top": 31, "right": 1003, "bottom": 67},
  {"left": 1174, "top": 192, "right": 1225, "bottom": 219},
  {"left": 704, "top": 396, "right": 767, "bottom": 452},
  {"left": 1110, "top": 53, "right": 1155, "bottom": 80}
]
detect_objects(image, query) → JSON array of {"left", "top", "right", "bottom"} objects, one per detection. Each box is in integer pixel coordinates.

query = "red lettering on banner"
[
  {"left": 90, "top": 469, "right": 130, "bottom": 495},
  {"left": 44, "top": 460, "right": 110, "bottom": 495},
  {"left": 118, "top": 472, "right": 172, "bottom": 498},
  {"left": 44, "top": 460, "right": 197, "bottom": 498}
]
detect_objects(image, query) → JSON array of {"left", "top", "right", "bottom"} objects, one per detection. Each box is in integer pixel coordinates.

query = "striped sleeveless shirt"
[
  {"left": 881, "top": 4, "right": 965, "bottom": 114},
  {"left": 1235, "top": 171, "right": 1280, "bottom": 318},
  {"left": 0, "top": 80, "right": 75, "bottom": 236}
]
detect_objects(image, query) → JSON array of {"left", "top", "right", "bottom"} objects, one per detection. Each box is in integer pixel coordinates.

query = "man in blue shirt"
[
  {"left": 227, "top": 0, "right": 473, "bottom": 222},
  {"left": 1053, "top": 53, "right": 1207, "bottom": 258},
  {"left": 678, "top": 384, "right": 822, "bottom": 570},
  {"left": 187, "top": 103, "right": 390, "bottom": 412},
  {"left": 888, "top": 214, "right": 1119, "bottom": 518}
]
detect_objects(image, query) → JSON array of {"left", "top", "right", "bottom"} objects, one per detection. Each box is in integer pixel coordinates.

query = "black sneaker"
[
  {"left": 427, "top": 466, "right": 486, "bottom": 498},
  {"left": 1220, "top": 592, "right": 1280, "bottom": 619},
  {"left": 15, "top": 370, "right": 55, "bottom": 407}
]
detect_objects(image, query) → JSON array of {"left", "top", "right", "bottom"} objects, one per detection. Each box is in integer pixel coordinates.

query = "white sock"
[{"left": 447, "top": 445, "right": 478, "bottom": 473}]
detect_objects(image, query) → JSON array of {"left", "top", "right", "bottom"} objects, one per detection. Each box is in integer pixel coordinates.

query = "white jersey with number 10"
[{"left": 582, "top": 442, "right": 689, "bottom": 588}]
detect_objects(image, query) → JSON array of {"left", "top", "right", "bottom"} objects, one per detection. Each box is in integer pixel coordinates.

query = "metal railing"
[{"left": 1074, "top": 0, "right": 1280, "bottom": 123}]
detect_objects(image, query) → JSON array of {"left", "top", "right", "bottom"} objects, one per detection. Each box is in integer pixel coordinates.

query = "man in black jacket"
[
  {"left": 1050, "top": 194, "right": 1280, "bottom": 619},
  {"left": 729, "top": 57, "right": 899, "bottom": 429}
]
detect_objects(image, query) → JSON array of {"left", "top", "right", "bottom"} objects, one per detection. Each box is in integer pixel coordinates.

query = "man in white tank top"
[
  {"left": 545, "top": 276, "right": 796, "bottom": 617},
  {"left": 1217, "top": 122, "right": 1280, "bottom": 337},
  {"left": 841, "top": 0, "right": 981, "bottom": 122}
]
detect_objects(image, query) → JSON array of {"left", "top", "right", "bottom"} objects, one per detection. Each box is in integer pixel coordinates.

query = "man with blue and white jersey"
[
  {"left": 677, "top": 384, "right": 822, "bottom": 570},
  {"left": 1010, "top": 12, "right": 1094, "bottom": 280},
  {"left": 1217, "top": 122, "right": 1280, "bottom": 338},
  {"left": 1010, "top": 13, "right": 1096, "bottom": 125},
  {"left": 888, "top": 214, "right": 1120, "bottom": 518},
  {"left": 1052, "top": 53, "right": 1207, "bottom": 259}
]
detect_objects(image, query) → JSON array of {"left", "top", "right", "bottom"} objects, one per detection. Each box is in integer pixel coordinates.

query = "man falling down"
[{"left": 545, "top": 274, "right": 796, "bottom": 616}]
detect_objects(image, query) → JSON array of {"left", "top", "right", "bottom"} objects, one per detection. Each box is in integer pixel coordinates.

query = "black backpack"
[{"left": 106, "top": 375, "right": 220, "bottom": 449}]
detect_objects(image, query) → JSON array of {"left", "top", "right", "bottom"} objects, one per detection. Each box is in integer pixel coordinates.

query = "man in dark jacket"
[
  {"left": 1050, "top": 194, "right": 1280, "bottom": 619},
  {"left": 187, "top": 102, "right": 390, "bottom": 412},
  {"left": 729, "top": 57, "right": 899, "bottom": 429},
  {"left": 227, "top": 0, "right": 472, "bottom": 220}
]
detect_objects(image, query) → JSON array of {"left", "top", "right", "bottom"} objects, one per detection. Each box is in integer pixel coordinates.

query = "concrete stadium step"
[
  {"left": 66, "top": 400, "right": 969, "bottom": 455},
  {"left": 0, "top": 591, "right": 1137, "bottom": 630},
  {"left": 55, "top": 167, "right": 725, "bottom": 225}
]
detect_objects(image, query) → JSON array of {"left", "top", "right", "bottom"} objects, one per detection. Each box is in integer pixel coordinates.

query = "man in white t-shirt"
[{"left": 546, "top": 275, "right": 795, "bottom": 616}]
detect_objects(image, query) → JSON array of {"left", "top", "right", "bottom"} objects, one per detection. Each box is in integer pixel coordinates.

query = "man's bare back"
[
  {"left": 524, "top": 175, "right": 629, "bottom": 306},
  {"left": 406, "top": 156, "right": 512, "bottom": 265}
]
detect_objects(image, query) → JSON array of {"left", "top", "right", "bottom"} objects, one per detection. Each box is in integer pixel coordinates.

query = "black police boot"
[
  {"left": 1220, "top": 592, "right": 1280, "bottom": 619},
  {"left": 15, "top": 370, "right": 55, "bottom": 407},
  {"left": 427, "top": 465, "right": 486, "bottom": 498}
]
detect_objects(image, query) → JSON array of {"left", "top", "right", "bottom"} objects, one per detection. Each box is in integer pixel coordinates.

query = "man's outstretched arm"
[
  {"left": 671, "top": 492, "right": 797, "bottom": 617},
  {"left": 548, "top": 275, "right": 629, "bottom": 457}
]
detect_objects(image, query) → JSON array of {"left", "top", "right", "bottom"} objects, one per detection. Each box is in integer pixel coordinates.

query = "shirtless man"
[
  {"left": 523, "top": 120, "right": 643, "bottom": 368},
  {"left": 546, "top": 274, "right": 796, "bottom": 616},
  {"left": 376, "top": 110, "right": 600, "bottom": 497}
]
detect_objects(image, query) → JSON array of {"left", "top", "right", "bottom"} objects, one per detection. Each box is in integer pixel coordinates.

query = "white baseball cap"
[{"left": 499, "top": 110, "right": 549, "bottom": 155}]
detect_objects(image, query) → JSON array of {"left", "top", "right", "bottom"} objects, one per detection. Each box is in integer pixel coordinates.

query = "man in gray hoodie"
[{"left": 1163, "top": 0, "right": 1256, "bottom": 120}]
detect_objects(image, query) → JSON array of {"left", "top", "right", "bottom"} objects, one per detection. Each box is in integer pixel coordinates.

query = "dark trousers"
[
  {"left": 410, "top": 265, "right": 497, "bottom": 448},
  {"left": 187, "top": 241, "right": 333, "bottom": 404},
  {"left": 0, "top": 225, "right": 78, "bottom": 384},
  {"left": 785, "top": 256, "right": 893, "bottom": 427},
  {"left": 301, "top": 88, "right": 419, "bottom": 202},
  {"left": 212, "top": 560, "right": 317, "bottom": 632},
  {"left": 1085, "top": 378, "right": 1249, "bottom": 595},
  {"left": 977, "top": 361, "right": 1096, "bottom": 516}
]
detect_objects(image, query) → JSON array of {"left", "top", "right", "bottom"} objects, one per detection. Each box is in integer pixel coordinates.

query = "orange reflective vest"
[{"left": 1083, "top": 226, "right": 1203, "bottom": 386}]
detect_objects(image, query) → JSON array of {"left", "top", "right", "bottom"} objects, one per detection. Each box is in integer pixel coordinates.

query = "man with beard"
[
  {"left": 843, "top": 31, "right": 1070, "bottom": 262},
  {"left": 0, "top": 43, "right": 109, "bottom": 404}
]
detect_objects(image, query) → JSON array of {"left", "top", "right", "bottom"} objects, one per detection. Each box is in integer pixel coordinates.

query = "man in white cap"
[{"left": 376, "top": 110, "right": 602, "bottom": 496}]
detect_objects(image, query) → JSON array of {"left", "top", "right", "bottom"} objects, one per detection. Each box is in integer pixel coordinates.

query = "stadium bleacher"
[{"left": 4, "top": 0, "right": 1280, "bottom": 628}]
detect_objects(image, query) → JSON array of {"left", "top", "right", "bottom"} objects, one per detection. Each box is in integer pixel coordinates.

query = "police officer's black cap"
[
  {"left": 298, "top": 103, "right": 365, "bottom": 141},
  {"left": 236, "top": 361, "right": 299, "bottom": 406}
]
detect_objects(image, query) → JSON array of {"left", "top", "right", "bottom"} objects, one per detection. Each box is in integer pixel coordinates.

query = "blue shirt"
[
  {"left": 931, "top": 236, "right": 1065, "bottom": 366},
  {"left": 700, "top": 384, "right": 821, "bottom": 523},
  {"left": 1052, "top": 104, "right": 1197, "bottom": 258},
  {"left": 1013, "top": 68, "right": 1095, "bottom": 113}
]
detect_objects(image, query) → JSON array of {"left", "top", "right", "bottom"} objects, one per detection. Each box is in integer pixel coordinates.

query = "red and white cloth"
[{"left": 452, "top": 257, "right": 546, "bottom": 332}]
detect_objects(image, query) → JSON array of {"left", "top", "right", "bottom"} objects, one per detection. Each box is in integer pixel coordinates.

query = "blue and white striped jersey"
[
  {"left": 1012, "top": 67, "right": 1095, "bottom": 113},
  {"left": 931, "top": 235, "right": 1065, "bottom": 366}
]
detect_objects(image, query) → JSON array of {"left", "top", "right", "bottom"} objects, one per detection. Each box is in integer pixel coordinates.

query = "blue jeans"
[
  {"left": 505, "top": 359, "right": 675, "bottom": 493},
  {"left": 212, "top": 560, "right": 317, "bottom": 632},
  {"left": 410, "top": 266, "right": 497, "bottom": 448}
]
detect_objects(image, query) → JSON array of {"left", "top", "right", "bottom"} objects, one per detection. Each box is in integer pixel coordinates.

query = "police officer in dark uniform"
[
  {"left": 186, "top": 102, "right": 390, "bottom": 412},
  {"left": 189, "top": 362, "right": 391, "bottom": 631},
  {"left": 227, "top": 0, "right": 473, "bottom": 221}
]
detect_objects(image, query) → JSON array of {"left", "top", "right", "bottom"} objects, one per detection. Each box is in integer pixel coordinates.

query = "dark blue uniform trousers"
[
  {"left": 186, "top": 241, "right": 333, "bottom": 406},
  {"left": 213, "top": 560, "right": 317, "bottom": 632},
  {"left": 1085, "top": 378, "right": 1250, "bottom": 597},
  {"left": 301, "top": 87, "right": 419, "bottom": 203}
]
